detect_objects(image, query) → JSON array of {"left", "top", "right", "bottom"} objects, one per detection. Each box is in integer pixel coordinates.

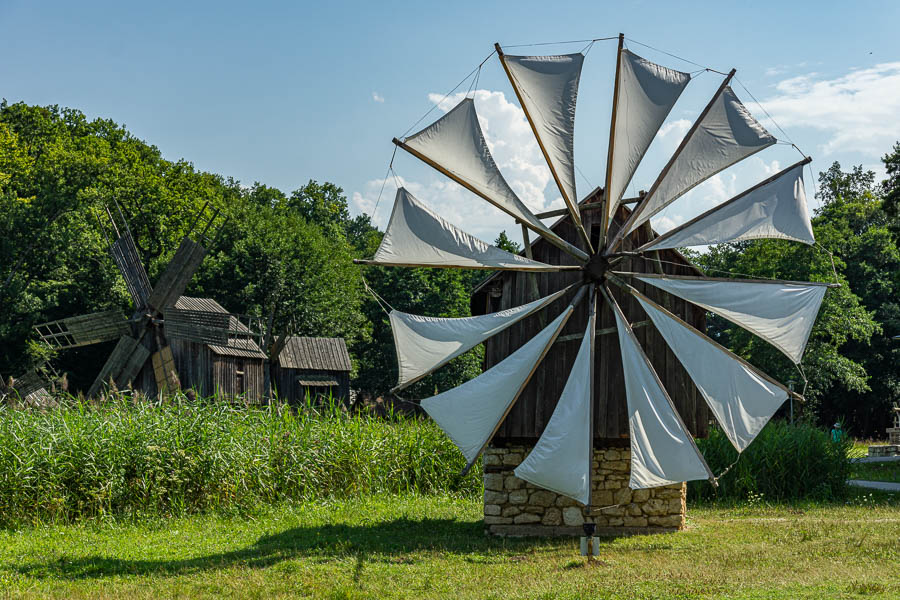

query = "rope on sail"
[{"left": 399, "top": 50, "right": 496, "bottom": 140}]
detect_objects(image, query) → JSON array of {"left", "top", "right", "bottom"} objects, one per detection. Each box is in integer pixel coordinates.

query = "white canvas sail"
[
  {"left": 514, "top": 317, "right": 593, "bottom": 505},
  {"left": 610, "top": 294, "right": 712, "bottom": 489},
  {"left": 607, "top": 50, "right": 690, "bottom": 219},
  {"left": 636, "top": 294, "right": 788, "bottom": 452},
  {"left": 371, "top": 188, "right": 559, "bottom": 270},
  {"left": 626, "top": 86, "right": 776, "bottom": 234},
  {"left": 391, "top": 285, "right": 572, "bottom": 389},
  {"left": 633, "top": 275, "right": 827, "bottom": 364},
  {"left": 401, "top": 98, "right": 589, "bottom": 261},
  {"left": 421, "top": 304, "right": 574, "bottom": 465},
  {"left": 503, "top": 53, "right": 583, "bottom": 224},
  {"left": 642, "top": 162, "right": 814, "bottom": 250}
]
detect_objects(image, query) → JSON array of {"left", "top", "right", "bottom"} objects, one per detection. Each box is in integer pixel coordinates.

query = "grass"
[
  {"left": 0, "top": 491, "right": 897, "bottom": 599},
  {"left": 850, "top": 461, "right": 900, "bottom": 483}
]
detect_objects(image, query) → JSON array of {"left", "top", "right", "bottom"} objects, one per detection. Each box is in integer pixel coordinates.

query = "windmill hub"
[{"left": 583, "top": 253, "right": 611, "bottom": 283}]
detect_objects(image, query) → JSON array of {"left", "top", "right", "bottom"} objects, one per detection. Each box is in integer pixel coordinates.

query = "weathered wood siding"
[
  {"left": 471, "top": 198, "right": 709, "bottom": 444},
  {"left": 272, "top": 366, "right": 351, "bottom": 404}
]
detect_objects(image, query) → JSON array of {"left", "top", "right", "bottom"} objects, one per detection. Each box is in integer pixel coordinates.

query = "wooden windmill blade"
[
  {"left": 146, "top": 204, "right": 225, "bottom": 312},
  {"left": 101, "top": 203, "right": 154, "bottom": 310},
  {"left": 86, "top": 334, "right": 152, "bottom": 398},
  {"left": 33, "top": 310, "right": 131, "bottom": 350},
  {"left": 146, "top": 238, "right": 209, "bottom": 312}
]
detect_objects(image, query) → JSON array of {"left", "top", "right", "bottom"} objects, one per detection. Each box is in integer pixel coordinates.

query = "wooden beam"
[
  {"left": 533, "top": 194, "right": 643, "bottom": 220},
  {"left": 352, "top": 258, "right": 581, "bottom": 272},
  {"left": 496, "top": 43, "right": 593, "bottom": 253},
  {"left": 608, "top": 68, "right": 737, "bottom": 254},
  {"left": 555, "top": 320, "right": 649, "bottom": 343},
  {"left": 600, "top": 33, "right": 625, "bottom": 244},
  {"left": 611, "top": 270, "right": 841, "bottom": 288}
]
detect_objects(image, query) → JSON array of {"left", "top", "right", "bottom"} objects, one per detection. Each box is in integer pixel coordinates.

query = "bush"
[
  {"left": 0, "top": 394, "right": 481, "bottom": 525},
  {"left": 689, "top": 420, "right": 852, "bottom": 503}
]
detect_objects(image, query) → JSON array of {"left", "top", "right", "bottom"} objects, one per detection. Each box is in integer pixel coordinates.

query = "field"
[{"left": 1, "top": 492, "right": 898, "bottom": 599}]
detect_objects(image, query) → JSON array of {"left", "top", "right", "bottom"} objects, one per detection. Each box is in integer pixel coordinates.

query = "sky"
[{"left": 2, "top": 0, "right": 899, "bottom": 245}]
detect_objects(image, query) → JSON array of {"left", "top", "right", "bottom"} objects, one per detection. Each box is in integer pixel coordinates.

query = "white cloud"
[
  {"left": 372, "top": 91, "right": 384, "bottom": 103},
  {"left": 760, "top": 62, "right": 900, "bottom": 157}
]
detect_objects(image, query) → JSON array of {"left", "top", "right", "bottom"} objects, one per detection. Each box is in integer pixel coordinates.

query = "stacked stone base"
[
  {"left": 483, "top": 444, "right": 686, "bottom": 537},
  {"left": 868, "top": 444, "right": 900, "bottom": 457}
]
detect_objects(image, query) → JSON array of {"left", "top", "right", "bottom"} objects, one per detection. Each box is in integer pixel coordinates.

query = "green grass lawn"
[
  {"left": 0, "top": 492, "right": 898, "bottom": 600},
  {"left": 850, "top": 460, "right": 900, "bottom": 483}
]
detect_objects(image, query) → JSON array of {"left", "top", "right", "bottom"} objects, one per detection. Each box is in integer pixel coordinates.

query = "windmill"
[
  {"left": 355, "top": 34, "right": 837, "bottom": 512},
  {"left": 0, "top": 361, "right": 58, "bottom": 406},
  {"left": 32, "top": 202, "right": 264, "bottom": 399}
]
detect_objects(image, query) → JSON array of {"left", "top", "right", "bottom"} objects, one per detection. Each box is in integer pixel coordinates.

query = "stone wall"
[{"left": 483, "top": 444, "right": 686, "bottom": 537}]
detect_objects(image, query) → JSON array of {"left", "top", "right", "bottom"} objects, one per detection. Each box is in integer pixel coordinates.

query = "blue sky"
[{"left": 2, "top": 1, "right": 899, "bottom": 243}]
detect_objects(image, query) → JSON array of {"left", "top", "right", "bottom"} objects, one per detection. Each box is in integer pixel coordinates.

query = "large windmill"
[
  {"left": 356, "top": 34, "right": 836, "bottom": 513},
  {"left": 33, "top": 203, "right": 264, "bottom": 399}
]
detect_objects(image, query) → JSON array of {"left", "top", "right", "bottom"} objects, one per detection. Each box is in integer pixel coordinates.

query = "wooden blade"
[
  {"left": 34, "top": 310, "right": 130, "bottom": 349},
  {"left": 151, "top": 344, "right": 179, "bottom": 396},
  {"left": 109, "top": 229, "right": 153, "bottom": 310},
  {"left": 87, "top": 334, "right": 151, "bottom": 398},
  {"left": 147, "top": 238, "right": 207, "bottom": 312}
]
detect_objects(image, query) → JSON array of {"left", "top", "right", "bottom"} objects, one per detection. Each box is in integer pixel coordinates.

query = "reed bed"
[
  {"left": 690, "top": 420, "right": 852, "bottom": 503},
  {"left": 0, "top": 394, "right": 480, "bottom": 525}
]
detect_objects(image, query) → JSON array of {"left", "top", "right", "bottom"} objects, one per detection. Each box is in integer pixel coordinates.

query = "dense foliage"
[
  {"left": 0, "top": 395, "right": 481, "bottom": 525},
  {"left": 689, "top": 421, "right": 852, "bottom": 503}
]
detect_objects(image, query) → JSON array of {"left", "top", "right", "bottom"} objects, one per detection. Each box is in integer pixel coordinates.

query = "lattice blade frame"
[{"left": 34, "top": 310, "right": 130, "bottom": 349}]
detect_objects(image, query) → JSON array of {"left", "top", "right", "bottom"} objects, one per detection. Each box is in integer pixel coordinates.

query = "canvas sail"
[
  {"left": 421, "top": 303, "right": 574, "bottom": 465},
  {"left": 626, "top": 86, "right": 776, "bottom": 234},
  {"left": 633, "top": 274, "right": 827, "bottom": 364},
  {"left": 642, "top": 162, "right": 814, "bottom": 250},
  {"left": 635, "top": 294, "right": 788, "bottom": 452},
  {"left": 391, "top": 285, "right": 572, "bottom": 389},
  {"left": 401, "top": 98, "right": 589, "bottom": 261},
  {"left": 607, "top": 50, "right": 690, "bottom": 219},
  {"left": 502, "top": 53, "right": 583, "bottom": 224},
  {"left": 609, "top": 292, "right": 712, "bottom": 489},
  {"left": 514, "top": 314, "right": 593, "bottom": 505},
  {"left": 371, "top": 187, "right": 560, "bottom": 270}
]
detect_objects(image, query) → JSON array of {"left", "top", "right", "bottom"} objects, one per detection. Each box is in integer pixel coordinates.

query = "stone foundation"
[{"left": 483, "top": 444, "right": 686, "bottom": 537}]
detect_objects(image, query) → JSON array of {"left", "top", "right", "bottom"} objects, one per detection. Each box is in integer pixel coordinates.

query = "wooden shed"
[
  {"left": 272, "top": 336, "right": 352, "bottom": 403},
  {"left": 166, "top": 297, "right": 267, "bottom": 402},
  {"left": 470, "top": 190, "right": 709, "bottom": 447}
]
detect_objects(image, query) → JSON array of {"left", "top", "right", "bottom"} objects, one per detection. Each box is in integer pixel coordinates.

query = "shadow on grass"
[{"left": 5, "top": 517, "right": 568, "bottom": 581}]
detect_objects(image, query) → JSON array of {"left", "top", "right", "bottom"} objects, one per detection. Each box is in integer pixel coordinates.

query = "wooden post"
[
  {"left": 608, "top": 68, "right": 737, "bottom": 254},
  {"left": 496, "top": 43, "right": 593, "bottom": 253},
  {"left": 600, "top": 33, "right": 625, "bottom": 245}
]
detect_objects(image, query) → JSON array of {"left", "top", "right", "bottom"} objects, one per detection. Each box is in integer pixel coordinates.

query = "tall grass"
[
  {"left": 690, "top": 420, "right": 853, "bottom": 503},
  {"left": 0, "top": 394, "right": 481, "bottom": 525}
]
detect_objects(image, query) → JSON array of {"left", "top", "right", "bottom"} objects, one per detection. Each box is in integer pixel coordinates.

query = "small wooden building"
[
  {"left": 167, "top": 297, "right": 267, "bottom": 402},
  {"left": 272, "top": 336, "right": 352, "bottom": 403},
  {"left": 470, "top": 192, "right": 710, "bottom": 447}
]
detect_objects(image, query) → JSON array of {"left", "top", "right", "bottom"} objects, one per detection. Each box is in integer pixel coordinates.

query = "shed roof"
[
  {"left": 175, "top": 296, "right": 266, "bottom": 359},
  {"left": 277, "top": 336, "right": 352, "bottom": 371}
]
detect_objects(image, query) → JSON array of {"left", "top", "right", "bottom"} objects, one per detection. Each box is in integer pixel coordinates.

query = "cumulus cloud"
[
  {"left": 372, "top": 91, "right": 384, "bottom": 103},
  {"left": 760, "top": 62, "right": 900, "bottom": 157}
]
